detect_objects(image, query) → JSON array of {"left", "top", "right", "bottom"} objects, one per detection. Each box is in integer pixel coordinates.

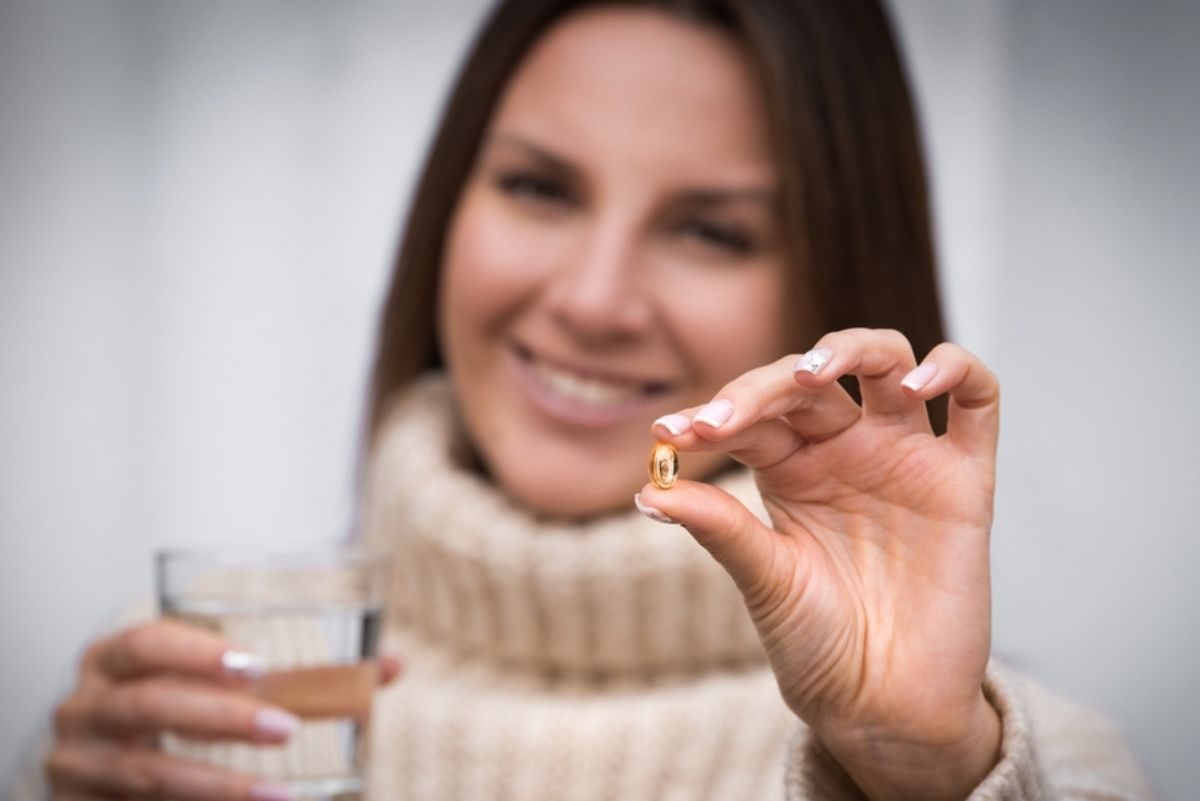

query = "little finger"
[
  {"left": 899, "top": 342, "right": 1000, "bottom": 458},
  {"left": 46, "top": 740, "right": 289, "bottom": 801}
]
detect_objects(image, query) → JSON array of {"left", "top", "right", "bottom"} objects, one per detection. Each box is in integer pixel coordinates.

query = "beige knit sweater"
[
  {"left": 356, "top": 375, "right": 1155, "bottom": 801},
  {"left": 8, "top": 375, "right": 1155, "bottom": 801}
]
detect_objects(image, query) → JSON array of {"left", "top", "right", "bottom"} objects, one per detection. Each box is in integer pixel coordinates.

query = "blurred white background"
[{"left": 2, "top": 1, "right": 1197, "bottom": 798}]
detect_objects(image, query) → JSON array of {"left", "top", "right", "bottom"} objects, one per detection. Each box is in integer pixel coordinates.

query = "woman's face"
[{"left": 439, "top": 7, "right": 788, "bottom": 518}]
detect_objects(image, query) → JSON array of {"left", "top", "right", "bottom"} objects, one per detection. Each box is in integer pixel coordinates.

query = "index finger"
[
  {"left": 653, "top": 352, "right": 861, "bottom": 447},
  {"left": 652, "top": 353, "right": 809, "bottom": 441},
  {"left": 89, "top": 619, "right": 262, "bottom": 683}
]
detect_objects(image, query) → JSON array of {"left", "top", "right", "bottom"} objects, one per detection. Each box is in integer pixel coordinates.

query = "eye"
[
  {"left": 677, "top": 217, "right": 755, "bottom": 255},
  {"left": 495, "top": 170, "right": 573, "bottom": 207}
]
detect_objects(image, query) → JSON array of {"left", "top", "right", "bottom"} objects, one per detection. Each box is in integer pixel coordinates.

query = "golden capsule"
[{"left": 648, "top": 441, "right": 679, "bottom": 489}]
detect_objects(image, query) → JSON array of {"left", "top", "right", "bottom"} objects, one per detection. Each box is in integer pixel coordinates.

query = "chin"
[{"left": 497, "top": 467, "right": 637, "bottom": 522}]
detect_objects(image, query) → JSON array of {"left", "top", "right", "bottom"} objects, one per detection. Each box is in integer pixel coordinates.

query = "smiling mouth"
[{"left": 513, "top": 342, "right": 674, "bottom": 407}]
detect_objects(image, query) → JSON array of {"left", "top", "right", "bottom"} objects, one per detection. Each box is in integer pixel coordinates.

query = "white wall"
[
  {"left": 895, "top": 4, "right": 1200, "bottom": 798},
  {"left": 2, "top": 2, "right": 1197, "bottom": 798},
  {"left": 0, "top": 0, "right": 485, "bottom": 788}
]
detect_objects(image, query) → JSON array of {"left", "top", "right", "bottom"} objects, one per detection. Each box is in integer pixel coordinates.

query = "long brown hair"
[{"left": 365, "top": 0, "right": 946, "bottom": 448}]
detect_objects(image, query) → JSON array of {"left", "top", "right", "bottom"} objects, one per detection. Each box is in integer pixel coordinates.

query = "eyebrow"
[
  {"left": 486, "top": 132, "right": 777, "bottom": 209},
  {"left": 488, "top": 133, "right": 580, "bottom": 180}
]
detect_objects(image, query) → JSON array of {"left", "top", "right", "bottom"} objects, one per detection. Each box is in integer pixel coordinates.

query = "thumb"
[{"left": 638, "top": 480, "right": 776, "bottom": 597}]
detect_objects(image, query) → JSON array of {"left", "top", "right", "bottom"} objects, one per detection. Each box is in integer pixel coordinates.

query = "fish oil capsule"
[{"left": 648, "top": 442, "right": 679, "bottom": 489}]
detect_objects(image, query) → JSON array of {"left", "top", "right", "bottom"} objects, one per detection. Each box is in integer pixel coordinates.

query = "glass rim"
[{"left": 154, "top": 545, "right": 382, "bottom": 572}]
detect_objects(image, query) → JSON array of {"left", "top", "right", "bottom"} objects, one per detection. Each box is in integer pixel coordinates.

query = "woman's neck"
[{"left": 361, "top": 373, "right": 772, "bottom": 680}]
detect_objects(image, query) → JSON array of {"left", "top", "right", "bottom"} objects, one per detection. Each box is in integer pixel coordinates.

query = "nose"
[{"left": 543, "top": 218, "right": 654, "bottom": 344}]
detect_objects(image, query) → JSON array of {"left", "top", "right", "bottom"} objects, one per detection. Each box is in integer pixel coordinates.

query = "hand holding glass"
[{"left": 156, "top": 548, "right": 384, "bottom": 801}]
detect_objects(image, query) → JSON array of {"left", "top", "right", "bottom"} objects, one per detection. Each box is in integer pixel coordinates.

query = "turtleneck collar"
[{"left": 362, "top": 373, "right": 769, "bottom": 681}]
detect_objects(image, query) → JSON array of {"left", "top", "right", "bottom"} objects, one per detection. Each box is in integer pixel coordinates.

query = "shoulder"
[
  {"left": 364, "top": 373, "right": 461, "bottom": 490},
  {"left": 984, "top": 661, "right": 1156, "bottom": 799}
]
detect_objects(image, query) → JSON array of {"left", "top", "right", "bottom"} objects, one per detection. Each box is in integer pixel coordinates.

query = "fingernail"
[
  {"left": 378, "top": 649, "right": 404, "bottom": 680},
  {"left": 254, "top": 708, "right": 301, "bottom": 742},
  {"left": 634, "top": 493, "right": 679, "bottom": 525},
  {"left": 693, "top": 398, "right": 734, "bottom": 429},
  {"left": 794, "top": 347, "right": 833, "bottom": 375},
  {"left": 901, "top": 361, "right": 939, "bottom": 391},
  {"left": 250, "top": 781, "right": 294, "bottom": 801},
  {"left": 653, "top": 413, "right": 691, "bottom": 436},
  {"left": 221, "top": 650, "right": 265, "bottom": 681}
]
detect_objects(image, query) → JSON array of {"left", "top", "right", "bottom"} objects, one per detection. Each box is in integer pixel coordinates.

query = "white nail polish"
[
  {"left": 901, "top": 362, "right": 939, "bottom": 391},
  {"left": 634, "top": 493, "right": 679, "bottom": 525},
  {"left": 794, "top": 347, "right": 832, "bottom": 375},
  {"left": 254, "top": 708, "right": 301, "bottom": 741},
  {"left": 222, "top": 650, "right": 265, "bottom": 681},
  {"left": 693, "top": 399, "right": 734, "bottom": 429},
  {"left": 250, "top": 781, "right": 294, "bottom": 801},
  {"left": 653, "top": 413, "right": 690, "bottom": 436}
]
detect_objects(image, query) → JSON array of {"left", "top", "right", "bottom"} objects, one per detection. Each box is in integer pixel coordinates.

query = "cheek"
[
  {"left": 664, "top": 266, "right": 787, "bottom": 392},
  {"left": 440, "top": 190, "right": 560, "bottom": 352},
  {"left": 444, "top": 189, "right": 583, "bottom": 354}
]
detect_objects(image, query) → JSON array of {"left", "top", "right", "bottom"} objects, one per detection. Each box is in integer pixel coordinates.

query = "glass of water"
[{"left": 155, "top": 547, "right": 385, "bottom": 801}]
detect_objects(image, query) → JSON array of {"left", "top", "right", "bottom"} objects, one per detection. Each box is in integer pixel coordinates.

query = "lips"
[
  {"left": 510, "top": 342, "right": 676, "bottom": 427},
  {"left": 532, "top": 358, "right": 646, "bottom": 404}
]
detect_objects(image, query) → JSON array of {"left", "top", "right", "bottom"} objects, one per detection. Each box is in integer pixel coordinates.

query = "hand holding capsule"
[{"left": 638, "top": 328, "right": 1002, "bottom": 801}]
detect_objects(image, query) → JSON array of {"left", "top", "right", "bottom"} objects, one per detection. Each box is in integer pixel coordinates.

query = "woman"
[{"left": 33, "top": 1, "right": 1152, "bottom": 800}]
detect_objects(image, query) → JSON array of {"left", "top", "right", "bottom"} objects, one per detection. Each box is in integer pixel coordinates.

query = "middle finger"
[{"left": 794, "top": 328, "right": 930, "bottom": 430}]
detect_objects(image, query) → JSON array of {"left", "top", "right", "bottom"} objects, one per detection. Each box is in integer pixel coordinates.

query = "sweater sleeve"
[{"left": 782, "top": 663, "right": 1156, "bottom": 801}]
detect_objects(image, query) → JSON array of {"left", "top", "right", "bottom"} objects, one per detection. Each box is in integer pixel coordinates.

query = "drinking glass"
[{"left": 155, "top": 547, "right": 384, "bottom": 801}]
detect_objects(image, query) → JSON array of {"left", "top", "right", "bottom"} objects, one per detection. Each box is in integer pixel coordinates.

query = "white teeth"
[{"left": 534, "top": 359, "right": 642, "bottom": 406}]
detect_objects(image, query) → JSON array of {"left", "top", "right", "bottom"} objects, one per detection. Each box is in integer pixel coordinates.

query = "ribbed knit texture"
[
  {"left": 362, "top": 374, "right": 796, "bottom": 801},
  {"left": 360, "top": 374, "right": 1157, "bottom": 801},
  {"left": 4, "top": 374, "right": 1157, "bottom": 801}
]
